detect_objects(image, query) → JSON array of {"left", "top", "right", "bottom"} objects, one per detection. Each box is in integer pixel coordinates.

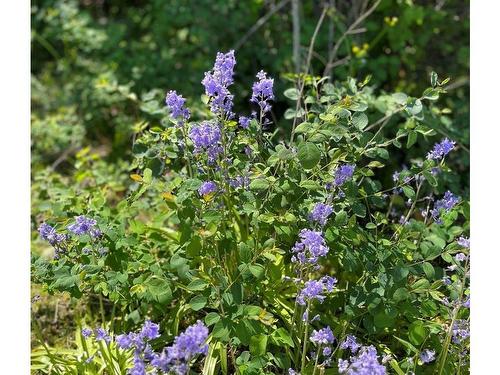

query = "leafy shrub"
[{"left": 32, "top": 50, "right": 469, "bottom": 374}]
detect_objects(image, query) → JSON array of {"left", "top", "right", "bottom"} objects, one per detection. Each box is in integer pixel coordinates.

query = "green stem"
[{"left": 300, "top": 302, "right": 311, "bottom": 373}]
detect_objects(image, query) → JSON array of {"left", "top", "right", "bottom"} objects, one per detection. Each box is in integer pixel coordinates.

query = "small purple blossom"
[
  {"left": 452, "top": 319, "right": 470, "bottom": 344},
  {"left": 334, "top": 164, "right": 355, "bottom": 186},
  {"left": 201, "top": 50, "right": 236, "bottom": 117},
  {"left": 309, "top": 203, "right": 334, "bottom": 226},
  {"left": 238, "top": 116, "right": 251, "bottom": 129},
  {"left": 340, "top": 335, "right": 360, "bottom": 353},
  {"left": 455, "top": 253, "right": 467, "bottom": 262},
  {"left": 141, "top": 320, "right": 160, "bottom": 341},
  {"left": 291, "top": 229, "right": 330, "bottom": 265},
  {"left": 67, "top": 216, "right": 98, "bottom": 236},
  {"left": 251, "top": 70, "right": 274, "bottom": 117},
  {"left": 427, "top": 138, "right": 456, "bottom": 160},
  {"left": 116, "top": 333, "right": 133, "bottom": 349},
  {"left": 198, "top": 181, "right": 218, "bottom": 197},
  {"left": 189, "top": 121, "right": 223, "bottom": 163},
  {"left": 457, "top": 236, "right": 470, "bottom": 248},
  {"left": 338, "top": 345, "right": 386, "bottom": 374},
  {"left": 420, "top": 349, "right": 435, "bottom": 364},
  {"left": 81, "top": 328, "right": 92, "bottom": 338},
  {"left": 94, "top": 327, "right": 111, "bottom": 344},
  {"left": 310, "top": 326, "right": 335, "bottom": 345},
  {"left": 431, "top": 191, "right": 459, "bottom": 223},
  {"left": 296, "top": 277, "right": 336, "bottom": 306},
  {"left": 165, "top": 90, "right": 190, "bottom": 124},
  {"left": 38, "top": 223, "right": 66, "bottom": 245}
]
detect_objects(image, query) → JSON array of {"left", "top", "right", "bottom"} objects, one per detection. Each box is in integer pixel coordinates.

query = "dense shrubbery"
[
  {"left": 32, "top": 47, "right": 469, "bottom": 374},
  {"left": 31, "top": 1, "right": 469, "bottom": 374}
]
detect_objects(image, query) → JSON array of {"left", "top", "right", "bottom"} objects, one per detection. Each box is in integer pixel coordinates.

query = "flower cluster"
[
  {"left": 198, "top": 181, "right": 218, "bottom": 198},
  {"left": 309, "top": 203, "right": 333, "bottom": 227},
  {"left": 81, "top": 326, "right": 111, "bottom": 344},
  {"left": 165, "top": 90, "right": 190, "bottom": 125},
  {"left": 189, "top": 121, "right": 223, "bottom": 163},
  {"left": 291, "top": 229, "right": 330, "bottom": 265},
  {"left": 251, "top": 70, "right": 274, "bottom": 119},
  {"left": 151, "top": 321, "right": 209, "bottom": 375},
  {"left": 334, "top": 164, "right": 355, "bottom": 187},
  {"left": 419, "top": 349, "right": 435, "bottom": 364},
  {"left": 201, "top": 50, "right": 236, "bottom": 117},
  {"left": 457, "top": 236, "right": 470, "bottom": 248},
  {"left": 310, "top": 326, "right": 335, "bottom": 345},
  {"left": 426, "top": 138, "right": 456, "bottom": 160},
  {"left": 38, "top": 223, "right": 66, "bottom": 246},
  {"left": 67, "top": 215, "right": 101, "bottom": 237},
  {"left": 296, "top": 276, "right": 337, "bottom": 306},
  {"left": 338, "top": 345, "right": 386, "bottom": 374},
  {"left": 452, "top": 319, "right": 470, "bottom": 344},
  {"left": 430, "top": 191, "right": 460, "bottom": 223},
  {"left": 340, "top": 335, "right": 361, "bottom": 353}
]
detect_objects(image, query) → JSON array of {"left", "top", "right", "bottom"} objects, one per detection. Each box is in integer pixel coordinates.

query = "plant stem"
[{"left": 300, "top": 302, "right": 311, "bottom": 373}]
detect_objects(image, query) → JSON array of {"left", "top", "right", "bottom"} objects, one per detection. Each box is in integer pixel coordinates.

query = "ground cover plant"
[
  {"left": 32, "top": 45, "right": 469, "bottom": 374},
  {"left": 31, "top": 1, "right": 469, "bottom": 374}
]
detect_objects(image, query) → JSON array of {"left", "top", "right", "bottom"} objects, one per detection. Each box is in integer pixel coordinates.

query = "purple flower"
[
  {"left": 116, "top": 333, "right": 133, "bottom": 349},
  {"left": 323, "top": 346, "right": 332, "bottom": 356},
  {"left": 427, "top": 138, "right": 456, "bottom": 160},
  {"left": 291, "top": 229, "right": 330, "bottom": 265},
  {"left": 165, "top": 90, "right": 190, "bottom": 124},
  {"left": 452, "top": 320, "right": 470, "bottom": 344},
  {"left": 455, "top": 253, "right": 467, "bottom": 262},
  {"left": 334, "top": 164, "right": 355, "bottom": 186},
  {"left": 130, "top": 353, "right": 146, "bottom": 375},
  {"left": 310, "top": 326, "right": 335, "bottom": 345},
  {"left": 238, "top": 116, "right": 251, "bottom": 129},
  {"left": 392, "top": 171, "right": 400, "bottom": 182},
  {"left": 309, "top": 203, "right": 334, "bottom": 226},
  {"left": 296, "top": 277, "right": 336, "bottom": 306},
  {"left": 94, "top": 327, "right": 111, "bottom": 344},
  {"left": 430, "top": 191, "right": 459, "bottom": 223},
  {"left": 463, "top": 296, "right": 470, "bottom": 308},
  {"left": 189, "top": 121, "right": 223, "bottom": 163},
  {"left": 81, "top": 328, "right": 92, "bottom": 338},
  {"left": 457, "top": 236, "right": 470, "bottom": 249},
  {"left": 288, "top": 369, "right": 299, "bottom": 375},
  {"left": 251, "top": 70, "right": 274, "bottom": 117},
  {"left": 198, "top": 181, "right": 218, "bottom": 197},
  {"left": 442, "top": 276, "right": 451, "bottom": 285},
  {"left": 420, "top": 349, "right": 435, "bottom": 364},
  {"left": 151, "top": 321, "right": 209, "bottom": 374},
  {"left": 38, "top": 223, "right": 66, "bottom": 245},
  {"left": 338, "top": 345, "right": 386, "bottom": 374},
  {"left": 340, "top": 335, "right": 360, "bottom": 353},
  {"left": 67, "top": 215, "right": 98, "bottom": 236},
  {"left": 141, "top": 320, "right": 160, "bottom": 340},
  {"left": 229, "top": 175, "right": 249, "bottom": 189},
  {"left": 201, "top": 50, "right": 236, "bottom": 117}
]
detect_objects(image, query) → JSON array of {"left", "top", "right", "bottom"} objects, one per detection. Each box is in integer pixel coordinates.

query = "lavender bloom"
[
  {"left": 229, "top": 175, "right": 249, "bottom": 189},
  {"left": 334, "top": 164, "right": 355, "bottom": 186},
  {"left": 452, "top": 320, "right": 470, "bottom": 344},
  {"left": 392, "top": 171, "right": 400, "bottom": 182},
  {"left": 238, "top": 116, "right": 251, "bottom": 129},
  {"left": 291, "top": 229, "right": 329, "bottom": 265},
  {"left": 427, "top": 138, "right": 456, "bottom": 160},
  {"left": 288, "top": 369, "right": 299, "bottom": 375},
  {"left": 67, "top": 215, "right": 98, "bottom": 236},
  {"left": 442, "top": 276, "right": 451, "bottom": 285},
  {"left": 198, "top": 181, "right": 218, "bottom": 197},
  {"left": 338, "top": 359, "right": 350, "bottom": 373},
  {"left": 166, "top": 90, "right": 190, "bottom": 124},
  {"left": 323, "top": 347, "right": 332, "bottom": 356},
  {"left": 430, "top": 191, "right": 459, "bottom": 223},
  {"left": 151, "top": 321, "right": 209, "bottom": 374},
  {"left": 340, "top": 335, "right": 361, "bottom": 353},
  {"left": 141, "top": 320, "right": 160, "bottom": 340},
  {"left": 463, "top": 296, "right": 470, "bottom": 308},
  {"left": 338, "top": 345, "right": 386, "bottom": 374},
  {"left": 309, "top": 203, "right": 334, "bottom": 226},
  {"left": 81, "top": 328, "right": 92, "bottom": 338},
  {"left": 420, "top": 349, "right": 435, "bottom": 364},
  {"left": 38, "top": 223, "right": 65, "bottom": 245},
  {"left": 189, "top": 121, "right": 223, "bottom": 163},
  {"left": 116, "top": 333, "right": 133, "bottom": 349},
  {"left": 296, "top": 277, "right": 336, "bottom": 306},
  {"left": 251, "top": 70, "right": 274, "bottom": 117},
  {"left": 94, "top": 328, "right": 111, "bottom": 344},
  {"left": 310, "top": 326, "right": 335, "bottom": 345},
  {"left": 455, "top": 253, "right": 467, "bottom": 262},
  {"left": 130, "top": 353, "right": 146, "bottom": 375},
  {"left": 201, "top": 50, "right": 236, "bottom": 117},
  {"left": 457, "top": 236, "right": 470, "bottom": 249}
]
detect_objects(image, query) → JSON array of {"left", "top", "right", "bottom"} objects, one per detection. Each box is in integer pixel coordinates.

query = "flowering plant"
[{"left": 32, "top": 50, "right": 469, "bottom": 374}]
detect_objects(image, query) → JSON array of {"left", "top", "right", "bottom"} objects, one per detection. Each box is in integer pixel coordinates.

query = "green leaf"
[
  {"left": 249, "top": 264, "right": 265, "bottom": 279},
  {"left": 422, "top": 262, "right": 435, "bottom": 279},
  {"left": 284, "top": 88, "right": 300, "bottom": 100},
  {"left": 423, "top": 170, "right": 438, "bottom": 186},
  {"left": 335, "top": 210, "right": 348, "bottom": 225},
  {"left": 249, "top": 334, "right": 268, "bottom": 356},
  {"left": 189, "top": 295, "right": 207, "bottom": 311},
  {"left": 187, "top": 279, "right": 209, "bottom": 291},
  {"left": 352, "top": 113, "right": 368, "bottom": 130},
  {"left": 408, "top": 321, "right": 427, "bottom": 345},
  {"left": 143, "top": 168, "right": 153, "bottom": 184},
  {"left": 407, "top": 131, "right": 417, "bottom": 148},
  {"left": 430, "top": 71, "right": 438, "bottom": 87},
  {"left": 402, "top": 186, "right": 416, "bottom": 200},
  {"left": 249, "top": 179, "right": 270, "bottom": 191},
  {"left": 297, "top": 142, "right": 321, "bottom": 169},
  {"left": 205, "top": 312, "right": 221, "bottom": 326},
  {"left": 294, "top": 122, "right": 314, "bottom": 134},
  {"left": 393, "top": 287, "right": 410, "bottom": 302}
]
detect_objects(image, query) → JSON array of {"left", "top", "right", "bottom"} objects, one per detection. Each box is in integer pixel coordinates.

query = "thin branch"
[
  {"left": 292, "top": 0, "right": 301, "bottom": 73},
  {"left": 323, "top": 0, "right": 381, "bottom": 77},
  {"left": 233, "top": 0, "right": 290, "bottom": 50}
]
